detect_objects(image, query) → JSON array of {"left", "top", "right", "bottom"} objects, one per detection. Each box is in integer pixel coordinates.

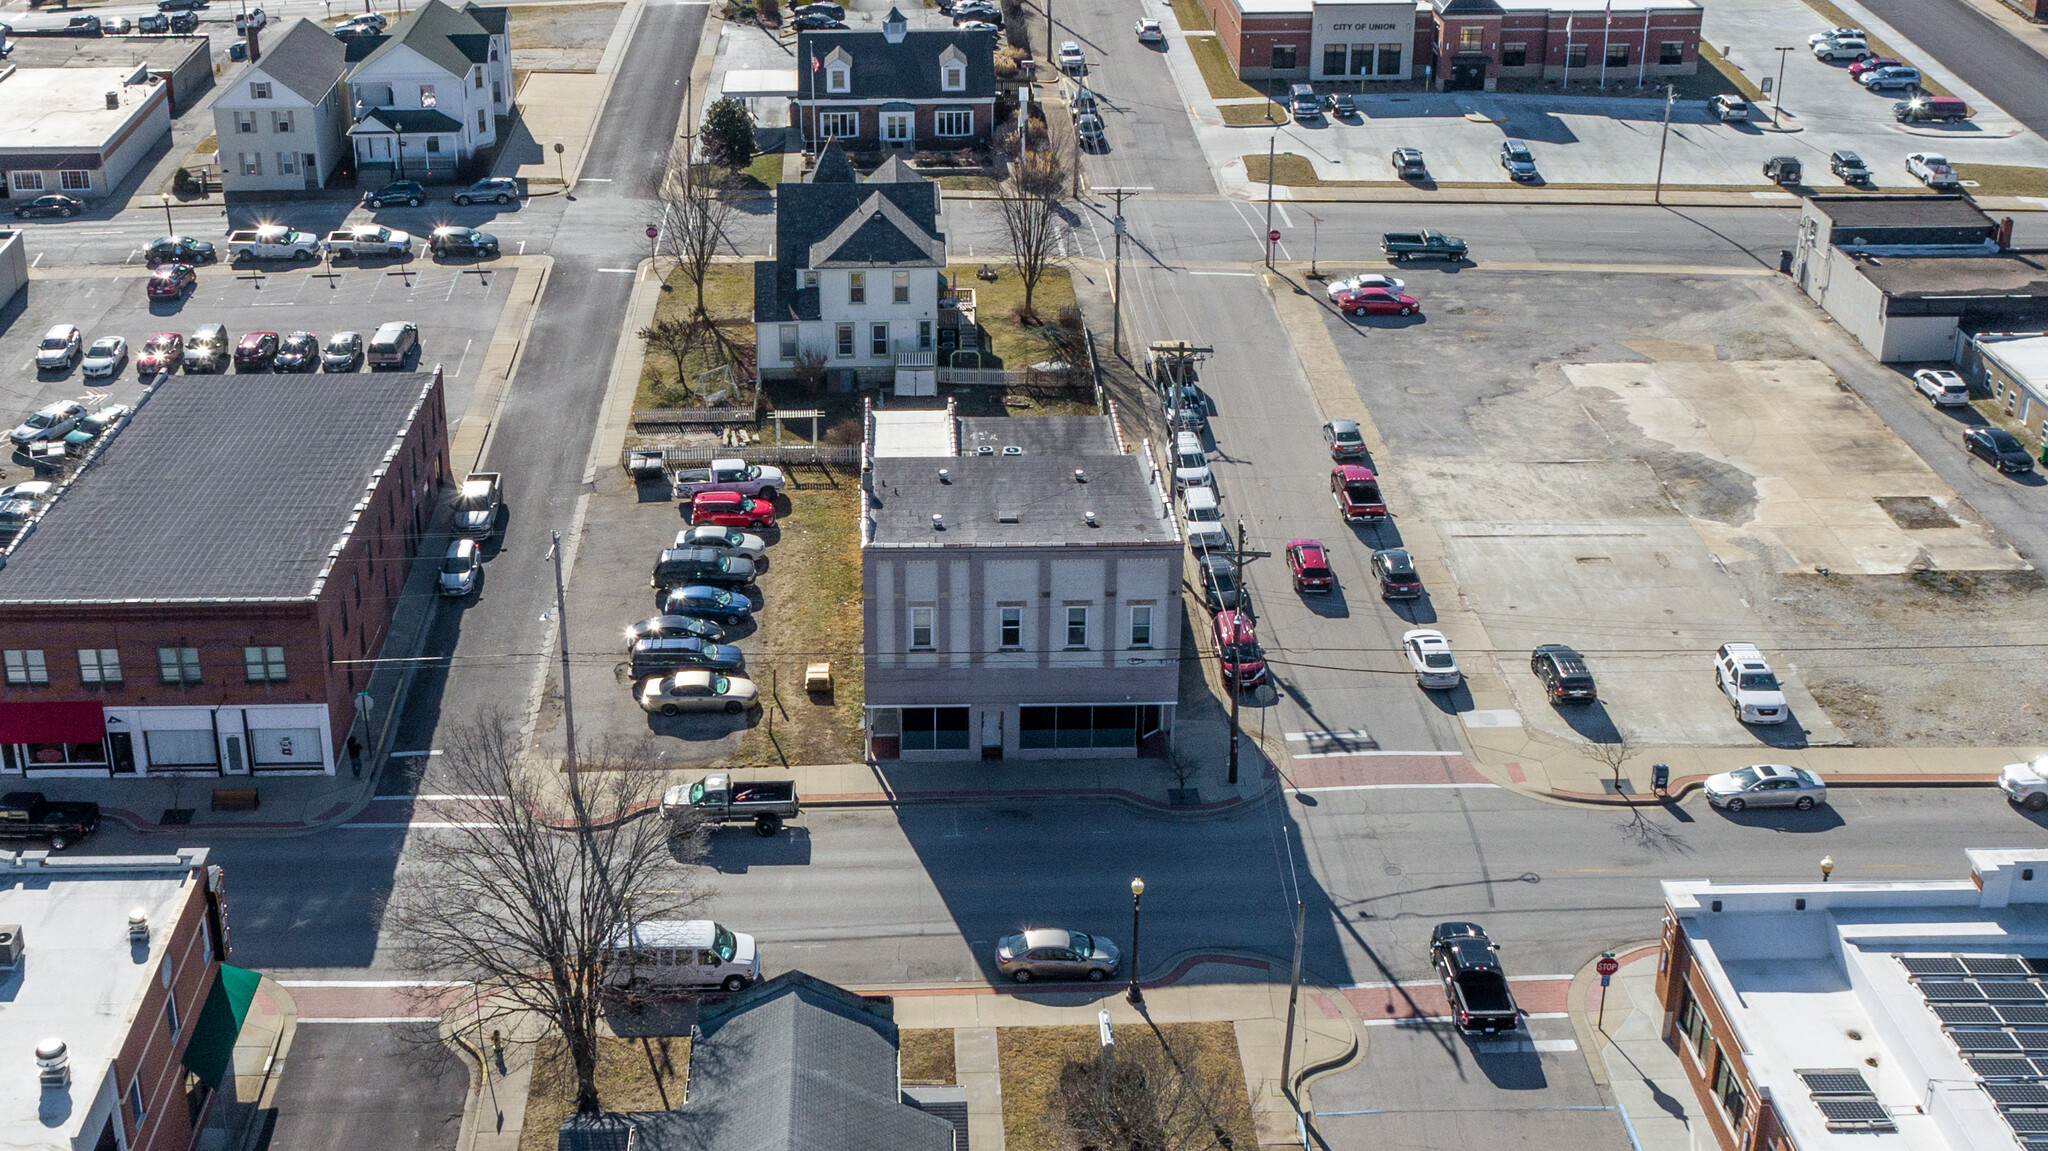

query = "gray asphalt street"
[
  {"left": 1856, "top": 0, "right": 2048, "bottom": 140},
  {"left": 267, "top": 1023, "right": 467, "bottom": 1151},
  {"left": 1041, "top": 0, "right": 1216, "bottom": 193}
]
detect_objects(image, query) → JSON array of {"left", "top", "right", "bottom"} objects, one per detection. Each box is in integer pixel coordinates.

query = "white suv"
[
  {"left": 1912, "top": 369, "right": 1971, "bottom": 407},
  {"left": 1715, "top": 642, "right": 1789, "bottom": 725}
]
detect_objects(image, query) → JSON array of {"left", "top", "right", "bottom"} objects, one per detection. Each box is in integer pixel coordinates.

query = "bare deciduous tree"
[
  {"left": 991, "top": 152, "right": 1067, "bottom": 322},
  {"left": 1579, "top": 736, "right": 1635, "bottom": 795},
  {"left": 640, "top": 317, "right": 696, "bottom": 387},
  {"left": 387, "top": 709, "right": 706, "bottom": 1116},
  {"left": 655, "top": 141, "right": 741, "bottom": 323},
  {"left": 1052, "top": 1035, "right": 1241, "bottom": 1151}
]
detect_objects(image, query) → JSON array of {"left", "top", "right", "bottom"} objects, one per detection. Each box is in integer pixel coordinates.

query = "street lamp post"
[
  {"left": 1652, "top": 84, "right": 1675, "bottom": 204},
  {"left": 1821, "top": 855, "right": 1835, "bottom": 882},
  {"left": 1126, "top": 878, "right": 1145, "bottom": 1006},
  {"left": 1770, "top": 46, "right": 1795, "bottom": 128},
  {"left": 159, "top": 193, "right": 173, "bottom": 236}
]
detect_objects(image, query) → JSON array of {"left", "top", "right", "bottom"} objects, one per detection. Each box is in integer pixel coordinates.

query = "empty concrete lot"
[{"left": 1320, "top": 266, "right": 2043, "bottom": 749}]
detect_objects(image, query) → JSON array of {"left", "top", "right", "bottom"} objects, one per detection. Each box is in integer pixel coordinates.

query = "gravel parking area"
[
  {"left": 510, "top": 2, "right": 624, "bottom": 72},
  {"left": 1321, "top": 266, "right": 2048, "bottom": 749}
]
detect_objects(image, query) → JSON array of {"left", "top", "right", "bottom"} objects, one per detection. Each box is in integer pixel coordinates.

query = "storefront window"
[
  {"left": 1270, "top": 44, "right": 1296, "bottom": 70},
  {"left": 1323, "top": 46, "right": 1347, "bottom": 76},
  {"left": 1501, "top": 43, "right": 1527, "bottom": 67},
  {"left": 1019, "top": 706, "right": 1139, "bottom": 750},
  {"left": 1566, "top": 44, "right": 1588, "bottom": 69},
  {"left": 1660, "top": 41, "right": 1683, "bottom": 65},
  {"left": 1606, "top": 42, "right": 1629, "bottom": 67},
  {"left": 1377, "top": 44, "right": 1402, "bottom": 75},
  {"left": 250, "top": 727, "right": 323, "bottom": 767},
  {"left": 901, "top": 707, "right": 969, "bottom": 750},
  {"left": 24, "top": 741, "right": 108, "bottom": 766},
  {"left": 144, "top": 729, "right": 218, "bottom": 769}
]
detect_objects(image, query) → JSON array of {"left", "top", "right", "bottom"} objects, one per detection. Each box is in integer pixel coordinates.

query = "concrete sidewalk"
[{"left": 1574, "top": 948, "right": 1709, "bottom": 1151}]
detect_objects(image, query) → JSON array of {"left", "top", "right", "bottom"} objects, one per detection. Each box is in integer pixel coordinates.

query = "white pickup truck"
[
  {"left": 227, "top": 225, "right": 322, "bottom": 262},
  {"left": 323, "top": 224, "right": 412, "bottom": 258},
  {"left": 2001, "top": 756, "right": 2048, "bottom": 812}
]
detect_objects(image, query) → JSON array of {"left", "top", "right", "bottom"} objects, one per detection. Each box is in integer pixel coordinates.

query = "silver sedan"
[
  {"left": 1703, "top": 764, "right": 1827, "bottom": 812},
  {"left": 994, "top": 928, "right": 1120, "bottom": 983}
]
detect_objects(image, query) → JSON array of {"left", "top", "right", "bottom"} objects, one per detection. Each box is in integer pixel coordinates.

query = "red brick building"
[
  {"left": 1, "top": 849, "right": 244, "bottom": 1151},
  {"left": 1198, "top": 0, "right": 1700, "bottom": 89},
  {"left": 0, "top": 369, "right": 448, "bottom": 780},
  {"left": 795, "top": 11, "right": 998, "bottom": 152}
]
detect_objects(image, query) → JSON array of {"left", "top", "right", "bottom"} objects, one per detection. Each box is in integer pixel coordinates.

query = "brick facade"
[
  {"left": 1657, "top": 914, "right": 1789, "bottom": 1151},
  {"left": 794, "top": 100, "right": 998, "bottom": 150},
  {"left": 113, "top": 874, "right": 225, "bottom": 1151}
]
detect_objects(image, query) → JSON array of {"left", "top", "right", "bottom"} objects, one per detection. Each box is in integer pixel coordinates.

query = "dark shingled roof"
[
  {"left": 796, "top": 27, "right": 996, "bottom": 102},
  {"left": 461, "top": 1, "right": 508, "bottom": 35},
  {"left": 0, "top": 372, "right": 439, "bottom": 603},
  {"left": 756, "top": 142, "right": 943, "bottom": 323},
  {"left": 252, "top": 18, "right": 346, "bottom": 103},
  {"left": 869, "top": 452, "right": 1173, "bottom": 547},
  {"left": 356, "top": 107, "right": 466, "bottom": 133},
  {"left": 342, "top": 33, "right": 389, "bottom": 62},
  {"left": 1432, "top": 0, "right": 1505, "bottom": 13},
  {"left": 555, "top": 972, "right": 955, "bottom": 1151}
]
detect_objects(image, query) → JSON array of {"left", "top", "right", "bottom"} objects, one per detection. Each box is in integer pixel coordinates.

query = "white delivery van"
[
  {"left": 1172, "top": 432, "right": 1213, "bottom": 491},
  {"left": 604, "top": 919, "right": 761, "bottom": 992},
  {"left": 1181, "top": 484, "right": 1226, "bottom": 551}
]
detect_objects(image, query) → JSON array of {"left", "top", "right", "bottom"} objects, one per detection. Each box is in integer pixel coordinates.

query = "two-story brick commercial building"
[
  {"left": 755, "top": 141, "right": 946, "bottom": 387},
  {"left": 795, "top": 9, "right": 997, "bottom": 151},
  {"left": 0, "top": 371, "right": 449, "bottom": 780},
  {"left": 1, "top": 848, "right": 245, "bottom": 1151},
  {"left": 1200, "top": 0, "right": 1698, "bottom": 88},
  {"left": 861, "top": 405, "right": 1183, "bottom": 761}
]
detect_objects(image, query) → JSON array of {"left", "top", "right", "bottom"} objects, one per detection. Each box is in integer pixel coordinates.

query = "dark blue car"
[{"left": 660, "top": 585, "right": 755, "bottom": 623}]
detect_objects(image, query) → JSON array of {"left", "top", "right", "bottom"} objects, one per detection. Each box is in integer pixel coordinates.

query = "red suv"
[
  {"left": 1286, "top": 539, "right": 1335, "bottom": 593},
  {"left": 147, "top": 263, "right": 198, "bottom": 300},
  {"left": 1212, "top": 609, "right": 1266, "bottom": 690},
  {"left": 691, "top": 491, "right": 777, "bottom": 529},
  {"left": 1331, "top": 465, "right": 1386, "bottom": 521}
]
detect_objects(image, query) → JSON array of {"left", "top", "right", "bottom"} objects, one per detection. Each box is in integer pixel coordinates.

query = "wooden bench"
[{"left": 210, "top": 788, "right": 259, "bottom": 812}]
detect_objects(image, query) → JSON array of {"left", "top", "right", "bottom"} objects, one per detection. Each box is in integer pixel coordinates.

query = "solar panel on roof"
[
  {"left": 1989, "top": 983, "right": 2048, "bottom": 1003},
  {"left": 1972, "top": 1056, "right": 2039, "bottom": 1078},
  {"left": 1967, "top": 957, "right": 2032, "bottom": 976},
  {"left": 1818, "top": 1099, "right": 1890, "bottom": 1123},
  {"left": 1989, "top": 1084, "right": 2048, "bottom": 1107},
  {"left": 2000, "top": 1006, "right": 2048, "bottom": 1026},
  {"left": 1956, "top": 1030, "right": 2024, "bottom": 1051},
  {"left": 1939, "top": 1004, "right": 2002, "bottom": 1025},
  {"left": 2028, "top": 958, "right": 2048, "bottom": 975},
  {"left": 2022, "top": 1139, "right": 2048, "bottom": 1151},
  {"left": 1798, "top": 1070, "right": 1875, "bottom": 1095},
  {"left": 2008, "top": 1112, "right": 2048, "bottom": 1134},
  {"left": 1923, "top": 981, "right": 1990, "bottom": 1001},
  {"left": 2018, "top": 1032, "right": 2048, "bottom": 1052},
  {"left": 1904, "top": 956, "right": 1968, "bottom": 976}
]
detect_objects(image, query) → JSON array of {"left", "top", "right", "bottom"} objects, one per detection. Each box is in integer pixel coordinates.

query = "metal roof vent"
[
  {"left": 1001, "top": 445, "right": 1023, "bottom": 456},
  {"left": 37, "top": 1039, "right": 70, "bottom": 1088},
  {"left": 997, "top": 512, "right": 1020, "bottom": 524},
  {"left": 938, "top": 468, "right": 950, "bottom": 483},
  {"left": 1084, "top": 510, "right": 1098, "bottom": 526},
  {"left": 128, "top": 909, "right": 149, "bottom": 941},
  {"left": 1074, "top": 469, "right": 1087, "bottom": 483},
  {"left": 931, "top": 514, "right": 944, "bottom": 530},
  {"left": 976, "top": 445, "right": 995, "bottom": 456}
]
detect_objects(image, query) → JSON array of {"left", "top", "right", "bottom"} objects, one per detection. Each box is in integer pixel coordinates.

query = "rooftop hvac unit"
[
  {"left": 106, "top": 92, "right": 120, "bottom": 109},
  {"left": 0, "top": 924, "right": 21, "bottom": 967}
]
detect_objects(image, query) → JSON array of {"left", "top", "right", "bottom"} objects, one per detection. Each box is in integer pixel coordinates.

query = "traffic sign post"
[
  {"left": 1596, "top": 952, "right": 1618, "bottom": 1031},
  {"left": 1268, "top": 229, "right": 1281, "bottom": 243}
]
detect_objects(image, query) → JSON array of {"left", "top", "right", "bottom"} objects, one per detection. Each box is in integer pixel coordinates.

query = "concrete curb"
[
  {"left": 1566, "top": 938, "right": 1661, "bottom": 1091},
  {"left": 1535, "top": 770, "right": 2002, "bottom": 807}
]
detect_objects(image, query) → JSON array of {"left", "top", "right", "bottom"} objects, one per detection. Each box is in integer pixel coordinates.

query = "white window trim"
[
  {"left": 1129, "top": 604, "right": 1155, "bottom": 648},
  {"left": 819, "top": 109, "right": 858, "bottom": 138},
  {"left": 827, "top": 66, "right": 850, "bottom": 94},
  {"left": 250, "top": 80, "right": 271, "bottom": 99},
  {"left": 59, "top": 170, "right": 92, "bottom": 191},
  {"left": 936, "top": 109, "right": 973, "bottom": 138},
  {"left": 910, "top": 606, "right": 935, "bottom": 650},
  {"left": 1065, "top": 606, "right": 1089, "bottom": 650},
  {"left": 10, "top": 171, "right": 44, "bottom": 192},
  {"left": 998, "top": 605, "right": 1023, "bottom": 649}
]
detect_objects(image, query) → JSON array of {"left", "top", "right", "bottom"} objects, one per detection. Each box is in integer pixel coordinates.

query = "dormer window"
[
  {"left": 827, "top": 66, "right": 849, "bottom": 94},
  {"left": 944, "top": 65, "right": 964, "bottom": 90},
  {"left": 939, "top": 46, "right": 968, "bottom": 92}
]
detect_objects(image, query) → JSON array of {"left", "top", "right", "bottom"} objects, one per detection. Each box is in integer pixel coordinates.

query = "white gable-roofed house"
[
  {"left": 213, "top": 19, "right": 349, "bottom": 194},
  {"left": 346, "top": 0, "right": 513, "bottom": 180}
]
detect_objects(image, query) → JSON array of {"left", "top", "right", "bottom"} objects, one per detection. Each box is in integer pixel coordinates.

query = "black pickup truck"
[
  {"left": 1431, "top": 921, "right": 1520, "bottom": 1035},
  {"left": 0, "top": 791, "right": 101, "bottom": 850}
]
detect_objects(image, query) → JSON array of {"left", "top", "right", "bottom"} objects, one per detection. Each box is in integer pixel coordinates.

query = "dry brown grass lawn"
[
  {"left": 899, "top": 1029, "right": 957, "bottom": 1086},
  {"left": 1219, "top": 102, "right": 1288, "bottom": 125},
  {"left": 509, "top": 2, "right": 625, "bottom": 51},
  {"left": 518, "top": 1036, "right": 688, "bottom": 1151},
  {"left": 1169, "top": 0, "right": 1211, "bottom": 31},
  {"left": 1953, "top": 164, "right": 2048, "bottom": 198},
  {"left": 947, "top": 264, "right": 1077, "bottom": 367},
  {"left": 638, "top": 264, "right": 757, "bottom": 409},
  {"left": 724, "top": 466, "right": 865, "bottom": 768},
  {"left": 997, "top": 1023, "right": 1255, "bottom": 1151}
]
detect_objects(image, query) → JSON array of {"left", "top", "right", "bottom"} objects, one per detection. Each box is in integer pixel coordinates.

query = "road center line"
[{"left": 1290, "top": 782, "right": 1499, "bottom": 790}]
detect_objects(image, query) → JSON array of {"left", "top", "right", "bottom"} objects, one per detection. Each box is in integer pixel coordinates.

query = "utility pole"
[
  {"left": 1278, "top": 894, "right": 1306, "bottom": 1099},
  {"left": 1223, "top": 518, "right": 1271, "bottom": 785},
  {"left": 1305, "top": 208, "right": 1322, "bottom": 279},
  {"left": 1099, "top": 187, "right": 1147, "bottom": 358},
  {"left": 1770, "top": 46, "right": 1794, "bottom": 128},
  {"left": 1653, "top": 84, "right": 1675, "bottom": 205},
  {"left": 548, "top": 531, "right": 581, "bottom": 806},
  {"left": 1262, "top": 134, "right": 1277, "bottom": 270}
]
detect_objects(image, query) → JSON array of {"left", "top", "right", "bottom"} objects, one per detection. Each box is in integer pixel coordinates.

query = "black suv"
[
  {"left": 653, "top": 547, "right": 758, "bottom": 590},
  {"left": 1530, "top": 644, "right": 1597, "bottom": 704}
]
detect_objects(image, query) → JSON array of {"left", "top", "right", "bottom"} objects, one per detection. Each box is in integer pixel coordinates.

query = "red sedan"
[
  {"left": 1336, "top": 287, "right": 1419, "bottom": 317},
  {"left": 137, "top": 332, "right": 183, "bottom": 375},
  {"left": 691, "top": 491, "right": 777, "bottom": 530},
  {"left": 1286, "top": 539, "right": 1336, "bottom": 593},
  {"left": 1331, "top": 465, "right": 1386, "bottom": 521},
  {"left": 1212, "top": 609, "right": 1267, "bottom": 689},
  {"left": 147, "top": 263, "right": 198, "bottom": 300},
  {"left": 1848, "top": 56, "right": 1900, "bottom": 79}
]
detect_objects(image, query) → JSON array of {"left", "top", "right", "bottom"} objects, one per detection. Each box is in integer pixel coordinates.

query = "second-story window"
[
  {"left": 4, "top": 649, "right": 48, "bottom": 686},
  {"left": 158, "top": 647, "right": 201, "bottom": 684},
  {"left": 944, "top": 64, "right": 964, "bottom": 90},
  {"left": 273, "top": 110, "right": 294, "bottom": 133},
  {"left": 250, "top": 81, "right": 272, "bottom": 99},
  {"left": 999, "top": 606, "right": 1022, "bottom": 649},
  {"left": 849, "top": 271, "right": 865, "bottom": 303},
  {"left": 245, "top": 646, "right": 287, "bottom": 682},
  {"left": 828, "top": 66, "right": 849, "bottom": 93},
  {"left": 79, "top": 649, "right": 122, "bottom": 685},
  {"left": 1130, "top": 605, "right": 1154, "bottom": 648},
  {"left": 910, "top": 607, "right": 934, "bottom": 650},
  {"left": 894, "top": 271, "right": 909, "bottom": 303},
  {"left": 420, "top": 83, "right": 437, "bottom": 107},
  {"left": 1066, "top": 606, "right": 1088, "bottom": 649}
]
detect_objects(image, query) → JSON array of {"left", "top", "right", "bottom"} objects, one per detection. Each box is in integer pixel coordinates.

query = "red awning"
[{"left": 0, "top": 702, "right": 108, "bottom": 744}]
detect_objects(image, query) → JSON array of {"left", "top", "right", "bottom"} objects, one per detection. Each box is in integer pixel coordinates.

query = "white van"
[
  {"left": 1172, "top": 432, "right": 1213, "bottom": 491},
  {"left": 604, "top": 919, "right": 761, "bottom": 993},
  {"left": 1181, "top": 485, "right": 1226, "bottom": 551}
]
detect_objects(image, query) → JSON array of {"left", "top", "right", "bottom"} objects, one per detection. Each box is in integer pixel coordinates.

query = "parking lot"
[
  {"left": 0, "top": 258, "right": 513, "bottom": 476},
  {"left": 1313, "top": 263, "right": 2048, "bottom": 750}
]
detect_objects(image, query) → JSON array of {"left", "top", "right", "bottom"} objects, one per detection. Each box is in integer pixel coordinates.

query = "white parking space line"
[{"left": 1359, "top": 1011, "right": 1571, "bottom": 1027}]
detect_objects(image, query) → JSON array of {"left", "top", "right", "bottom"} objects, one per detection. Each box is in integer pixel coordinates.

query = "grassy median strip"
[
  {"left": 998, "top": 1023, "right": 1257, "bottom": 1151},
  {"left": 1697, "top": 43, "right": 1764, "bottom": 102},
  {"left": 1169, "top": 0, "right": 1211, "bottom": 32},
  {"left": 727, "top": 466, "right": 865, "bottom": 768},
  {"left": 520, "top": 1036, "right": 687, "bottom": 1151},
  {"left": 1220, "top": 101, "right": 1289, "bottom": 125},
  {"left": 1954, "top": 164, "right": 2048, "bottom": 198},
  {"left": 1189, "top": 35, "right": 1264, "bottom": 101},
  {"left": 900, "top": 1029, "right": 958, "bottom": 1086}
]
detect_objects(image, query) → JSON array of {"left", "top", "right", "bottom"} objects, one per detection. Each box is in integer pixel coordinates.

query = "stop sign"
[
  {"left": 646, "top": 225, "right": 659, "bottom": 239},
  {"left": 1596, "top": 955, "right": 1620, "bottom": 977},
  {"left": 1268, "top": 229, "right": 1281, "bottom": 243}
]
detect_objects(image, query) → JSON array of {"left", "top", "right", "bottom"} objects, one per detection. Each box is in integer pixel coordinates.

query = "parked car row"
[{"left": 32, "top": 320, "right": 412, "bottom": 378}]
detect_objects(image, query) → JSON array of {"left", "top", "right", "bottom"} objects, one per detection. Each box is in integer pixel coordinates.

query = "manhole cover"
[{"left": 1876, "top": 496, "right": 1958, "bottom": 531}]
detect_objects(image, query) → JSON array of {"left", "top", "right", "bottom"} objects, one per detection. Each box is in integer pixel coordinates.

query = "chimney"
[
  {"left": 1998, "top": 216, "right": 2015, "bottom": 250},
  {"left": 128, "top": 909, "right": 149, "bottom": 941},
  {"left": 246, "top": 24, "right": 261, "bottom": 64},
  {"left": 37, "top": 1040, "right": 70, "bottom": 1089}
]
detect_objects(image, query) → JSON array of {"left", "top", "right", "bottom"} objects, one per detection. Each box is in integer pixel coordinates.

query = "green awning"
[{"left": 182, "top": 964, "right": 261, "bottom": 1088}]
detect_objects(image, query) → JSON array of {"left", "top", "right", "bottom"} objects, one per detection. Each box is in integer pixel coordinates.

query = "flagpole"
[
  {"left": 1599, "top": 1, "right": 1611, "bottom": 87},
  {"left": 1638, "top": 11, "right": 1647, "bottom": 87},
  {"left": 1563, "top": 12, "right": 1573, "bottom": 88}
]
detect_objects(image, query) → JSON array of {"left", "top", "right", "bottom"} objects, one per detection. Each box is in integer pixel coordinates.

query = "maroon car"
[
  {"left": 137, "top": 332, "right": 183, "bottom": 374},
  {"left": 1331, "top": 465, "right": 1387, "bottom": 521},
  {"left": 1337, "top": 287, "right": 1419, "bottom": 317},
  {"left": 1212, "top": 609, "right": 1267, "bottom": 690},
  {"left": 1287, "top": 539, "right": 1336, "bottom": 593},
  {"left": 234, "top": 330, "right": 280, "bottom": 370},
  {"left": 147, "top": 263, "right": 198, "bottom": 300}
]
